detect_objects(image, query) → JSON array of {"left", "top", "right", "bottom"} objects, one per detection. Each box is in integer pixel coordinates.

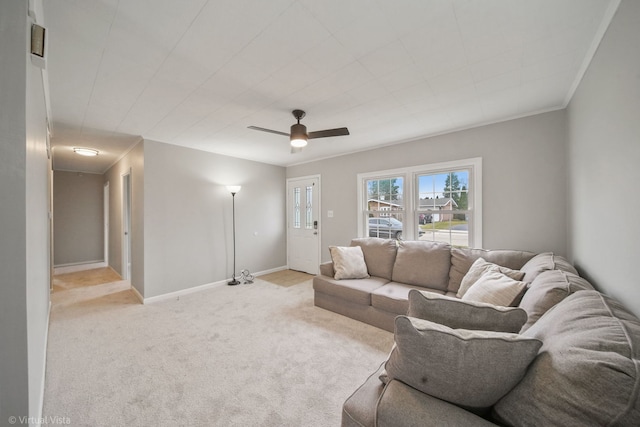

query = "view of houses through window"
[
  {"left": 366, "top": 177, "right": 405, "bottom": 239},
  {"left": 359, "top": 159, "right": 481, "bottom": 248},
  {"left": 417, "top": 170, "right": 470, "bottom": 247}
]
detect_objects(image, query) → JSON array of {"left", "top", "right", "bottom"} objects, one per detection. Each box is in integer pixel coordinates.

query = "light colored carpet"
[{"left": 43, "top": 278, "right": 393, "bottom": 426}]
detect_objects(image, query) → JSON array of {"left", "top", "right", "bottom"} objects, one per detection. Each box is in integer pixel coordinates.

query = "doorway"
[
  {"left": 122, "top": 172, "right": 132, "bottom": 280},
  {"left": 103, "top": 182, "right": 109, "bottom": 266},
  {"left": 286, "top": 175, "right": 320, "bottom": 275}
]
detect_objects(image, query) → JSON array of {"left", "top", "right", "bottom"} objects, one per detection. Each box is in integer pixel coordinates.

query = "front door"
[{"left": 287, "top": 176, "right": 320, "bottom": 275}]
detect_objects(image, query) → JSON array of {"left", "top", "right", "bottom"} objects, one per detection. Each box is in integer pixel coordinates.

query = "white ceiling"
[{"left": 43, "top": 0, "right": 618, "bottom": 173}]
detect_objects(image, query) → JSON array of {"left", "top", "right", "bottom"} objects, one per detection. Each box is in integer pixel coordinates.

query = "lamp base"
[{"left": 228, "top": 279, "right": 240, "bottom": 286}]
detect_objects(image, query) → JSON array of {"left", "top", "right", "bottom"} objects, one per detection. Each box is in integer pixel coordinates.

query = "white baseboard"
[
  {"left": 53, "top": 261, "right": 107, "bottom": 275},
  {"left": 254, "top": 265, "right": 288, "bottom": 276},
  {"left": 141, "top": 265, "right": 289, "bottom": 305},
  {"left": 130, "top": 285, "right": 144, "bottom": 304},
  {"left": 36, "top": 300, "right": 52, "bottom": 427}
]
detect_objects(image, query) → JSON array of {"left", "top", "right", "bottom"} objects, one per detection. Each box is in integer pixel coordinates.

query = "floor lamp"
[{"left": 227, "top": 185, "right": 241, "bottom": 286}]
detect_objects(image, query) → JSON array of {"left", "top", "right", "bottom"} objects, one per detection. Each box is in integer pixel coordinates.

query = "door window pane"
[
  {"left": 293, "top": 187, "right": 300, "bottom": 229},
  {"left": 305, "top": 186, "right": 313, "bottom": 229}
]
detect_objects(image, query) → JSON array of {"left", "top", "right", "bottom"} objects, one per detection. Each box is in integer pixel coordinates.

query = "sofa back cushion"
[
  {"left": 519, "top": 252, "right": 578, "bottom": 283},
  {"left": 391, "top": 241, "right": 451, "bottom": 291},
  {"left": 493, "top": 290, "right": 640, "bottom": 426},
  {"left": 350, "top": 238, "right": 398, "bottom": 280},
  {"left": 518, "top": 270, "right": 594, "bottom": 332},
  {"left": 448, "top": 248, "right": 535, "bottom": 294}
]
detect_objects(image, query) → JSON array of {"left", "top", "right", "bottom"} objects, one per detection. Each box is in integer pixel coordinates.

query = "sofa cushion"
[
  {"left": 448, "top": 248, "right": 535, "bottom": 294},
  {"left": 462, "top": 270, "right": 527, "bottom": 307},
  {"left": 407, "top": 290, "right": 527, "bottom": 333},
  {"left": 519, "top": 252, "right": 578, "bottom": 283},
  {"left": 342, "top": 362, "right": 386, "bottom": 427},
  {"left": 457, "top": 257, "right": 525, "bottom": 298},
  {"left": 329, "top": 246, "right": 370, "bottom": 280},
  {"left": 376, "top": 380, "right": 497, "bottom": 427},
  {"left": 518, "top": 270, "right": 594, "bottom": 332},
  {"left": 350, "top": 238, "right": 398, "bottom": 281},
  {"left": 493, "top": 291, "right": 640, "bottom": 426},
  {"left": 312, "top": 275, "right": 388, "bottom": 306},
  {"left": 391, "top": 241, "right": 451, "bottom": 291},
  {"left": 385, "top": 316, "right": 542, "bottom": 409},
  {"left": 371, "top": 283, "right": 445, "bottom": 315}
]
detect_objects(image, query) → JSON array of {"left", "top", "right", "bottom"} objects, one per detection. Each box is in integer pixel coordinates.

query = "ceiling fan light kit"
[
  {"left": 249, "top": 109, "right": 349, "bottom": 153},
  {"left": 290, "top": 123, "right": 308, "bottom": 147}
]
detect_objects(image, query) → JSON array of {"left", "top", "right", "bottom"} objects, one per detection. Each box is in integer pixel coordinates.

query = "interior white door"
[
  {"left": 287, "top": 176, "right": 320, "bottom": 275},
  {"left": 122, "top": 172, "right": 132, "bottom": 280}
]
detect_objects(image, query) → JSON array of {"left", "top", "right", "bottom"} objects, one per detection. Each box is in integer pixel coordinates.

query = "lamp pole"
[{"left": 227, "top": 186, "right": 241, "bottom": 285}]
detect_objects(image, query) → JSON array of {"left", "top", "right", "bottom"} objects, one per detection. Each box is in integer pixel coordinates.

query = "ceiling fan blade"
[
  {"left": 290, "top": 146, "right": 303, "bottom": 154},
  {"left": 308, "top": 127, "right": 350, "bottom": 139},
  {"left": 248, "top": 126, "right": 289, "bottom": 137}
]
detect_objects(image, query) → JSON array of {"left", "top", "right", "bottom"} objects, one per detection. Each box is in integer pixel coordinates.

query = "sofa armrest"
[
  {"left": 407, "top": 290, "right": 528, "bottom": 333},
  {"left": 376, "top": 380, "right": 497, "bottom": 427},
  {"left": 319, "top": 261, "right": 335, "bottom": 277}
]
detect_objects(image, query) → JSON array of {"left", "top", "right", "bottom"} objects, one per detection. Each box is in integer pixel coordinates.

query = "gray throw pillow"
[
  {"left": 407, "top": 290, "right": 528, "bottom": 333},
  {"left": 329, "top": 246, "right": 369, "bottom": 280},
  {"left": 385, "top": 316, "right": 542, "bottom": 409}
]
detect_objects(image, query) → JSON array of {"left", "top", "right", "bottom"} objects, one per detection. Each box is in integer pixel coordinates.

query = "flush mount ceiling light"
[{"left": 73, "top": 147, "right": 99, "bottom": 156}]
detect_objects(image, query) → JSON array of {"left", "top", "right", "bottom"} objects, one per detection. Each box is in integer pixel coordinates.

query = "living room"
[{"left": 2, "top": 0, "right": 639, "bottom": 425}]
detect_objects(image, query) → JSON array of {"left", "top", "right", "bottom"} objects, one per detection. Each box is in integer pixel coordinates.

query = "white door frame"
[
  {"left": 121, "top": 171, "right": 132, "bottom": 280},
  {"left": 286, "top": 174, "right": 321, "bottom": 274},
  {"left": 103, "top": 181, "right": 109, "bottom": 266}
]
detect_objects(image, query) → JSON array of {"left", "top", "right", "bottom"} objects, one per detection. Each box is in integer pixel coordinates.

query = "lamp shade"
[{"left": 226, "top": 185, "right": 241, "bottom": 194}]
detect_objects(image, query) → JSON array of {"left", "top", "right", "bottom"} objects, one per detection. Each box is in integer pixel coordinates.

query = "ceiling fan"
[{"left": 248, "top": 109, "right": 350, "bottom": 153}]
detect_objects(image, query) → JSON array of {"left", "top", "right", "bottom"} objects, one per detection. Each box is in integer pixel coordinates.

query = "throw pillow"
[
  {"left": 462, "top": 270, "right": 527, "bottom": 307},
  {"left": 457, "top": 258, "right": 525, "bottom": 298},
  {"left": 407, "top": 290, "right": 528, "bottom": 333},
  {"left": 329, "top": 246, "right": 370, "bottom": 280},
  {"left": 385, "top": 316, "right": 542, "bottom": 408}
]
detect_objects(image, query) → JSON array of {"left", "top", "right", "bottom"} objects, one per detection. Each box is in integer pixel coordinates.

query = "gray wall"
[
  {"left": 567, "top": 0, "right": 640, "bottom": 316},
  {"left": 104, "top": 140, "right": 145, "bottom": 295},
  {"left": 53, "top": 171, "right": 104, "bottom": 266},
  {"left": 288, "top": 111, "right": 568, "bottom": 262},
  {"left": 143, "top": 140, "right": 286, "bottom": 298},
  {"left": 0, "top": 0, "right": 51, "bottom": 423}
]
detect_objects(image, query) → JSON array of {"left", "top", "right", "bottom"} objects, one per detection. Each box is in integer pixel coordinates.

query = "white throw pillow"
[
  {"left": 462, "top": 270, "right": 527, "bottom": 307},
  {"left": 457, "top": 257, "right": 525, "bottom": 298},
  {"left": 329, "top": 246, "right": 370, "bottom": 280}
]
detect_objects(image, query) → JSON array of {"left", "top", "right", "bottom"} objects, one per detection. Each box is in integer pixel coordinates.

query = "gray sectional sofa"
[
  {"left": 312, "top": 238, "right": 640, "bottom": 426},
  {"left": 313, "top": 237, "right": 576, "bottom": 333}
]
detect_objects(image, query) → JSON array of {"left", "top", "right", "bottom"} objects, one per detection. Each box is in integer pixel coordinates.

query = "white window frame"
[{"left": 357, "top": 158, "right": 482, "bottom": 247}]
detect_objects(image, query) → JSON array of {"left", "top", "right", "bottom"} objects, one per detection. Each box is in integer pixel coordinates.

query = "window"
[
  {"left": 357, "top": 158, "right": 482, "bottom": 247},
  {"left": 418, "top": 170, "right": 470, "bottom": 247},
  {"left": 364, "top": 176, "right": 405, "bottom": 239}
]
